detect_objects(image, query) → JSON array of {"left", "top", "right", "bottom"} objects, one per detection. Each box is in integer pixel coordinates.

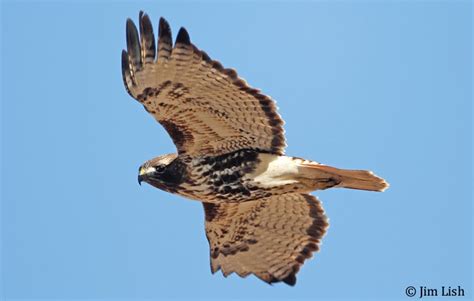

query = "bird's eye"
[{"left": 155, "top": 165, "right": 166, "bottom": 173}]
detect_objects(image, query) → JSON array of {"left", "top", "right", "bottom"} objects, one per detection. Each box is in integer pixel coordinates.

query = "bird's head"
[{"left": 137, "top": 153, "right": 179, "bottom": 188}]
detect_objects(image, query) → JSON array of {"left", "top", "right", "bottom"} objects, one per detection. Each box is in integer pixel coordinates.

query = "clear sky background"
[{"left": 1, "top": 1, "right": 472, "bottom": 300}]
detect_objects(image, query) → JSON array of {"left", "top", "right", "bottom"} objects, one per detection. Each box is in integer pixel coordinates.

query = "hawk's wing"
[
  {"left": 122, "top": 13, "right": 286, "bottom": 157},
  {"left": 203, "top": 193, "right": 328, "bottom": 286}
]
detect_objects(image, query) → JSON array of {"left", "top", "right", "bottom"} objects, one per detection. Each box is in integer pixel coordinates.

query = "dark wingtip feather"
[
  {"left": 176, "top": 27, "right": 191, "bottom": 45},
  {"left": 159, "top": 17, "right": 172, "bottom": 39},
  {"left": 126, "top": 18, "right": 137, "bottom": 36},
  {"left": 157, "top": 17, "right": 172, "bottom": 61},
  {"left": 126, "top": 18, "right": 141, "bottom": 68},
  {"left": 140, "top": 13, "right": 153, "bottom": 28},
  {"left": 200, "top": 50, "right": 211, "bottom": 62},
  {"left": 282, "top": 274, "right": 297, "bottom": 286},
  {"left": 268, "top": 273, "right": 297, "bottom": 286},
  {"left": 139, "top": 11, "right": 156, "bottom": 62},
  {"left": 140, "top": 13, "right": 154, "bottom": 36}
]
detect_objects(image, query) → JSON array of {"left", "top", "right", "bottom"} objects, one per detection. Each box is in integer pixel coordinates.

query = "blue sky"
[{"left": 1, "top": 1, "right": 472, "bottom": 300}]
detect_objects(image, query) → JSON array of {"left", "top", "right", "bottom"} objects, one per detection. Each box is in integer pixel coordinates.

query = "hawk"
[{"left": 122, "top": 12, "right": 388, "bottom": 286}]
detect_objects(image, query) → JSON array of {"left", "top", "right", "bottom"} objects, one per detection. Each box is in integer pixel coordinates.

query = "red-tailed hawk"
[{"left": 122, "top": 12, "right": 388, "bottom": 286}]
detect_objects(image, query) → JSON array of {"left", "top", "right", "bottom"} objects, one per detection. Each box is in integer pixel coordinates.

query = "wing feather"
[
  {"left": 202, "top": 193, "right": 328, "bottom": 286},
  {"left": 157, "top": 17, "right": 172, "bottom": 62},
  {"left": 126, "top": 18, "right": 142, "bottom": 71},
  {"left": 122, "top": 15, "right": 286, "bottom": 157},
  {"left": 139, "top": 11, "right": 156, "bottom": 64}
]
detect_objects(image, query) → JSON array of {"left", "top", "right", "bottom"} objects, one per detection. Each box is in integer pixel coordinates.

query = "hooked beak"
[
  {"left": 138, "top": 166, "right": 156, "bottom": 186},
  {"left": 138, "top": 166, "right": 147, "bottom": 186}
]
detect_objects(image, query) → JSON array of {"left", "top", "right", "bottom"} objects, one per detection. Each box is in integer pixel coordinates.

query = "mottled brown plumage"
[
  {"left": 123, "top": 14, "right": 285, "bottom": 158},
  {"left": 203, "top": 193, "right": 327, "bottom": 286},
  {"left": 124, "top": 12, "right": 388, "bottom": 286}
]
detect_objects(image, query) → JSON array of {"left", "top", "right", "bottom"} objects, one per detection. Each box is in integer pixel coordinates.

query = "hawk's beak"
[
  {"left": 138, "top": 166, "right": 146, "bottom": 186},
  {"left": 138, "top": 166, "right": 156, "bottom": 186}
]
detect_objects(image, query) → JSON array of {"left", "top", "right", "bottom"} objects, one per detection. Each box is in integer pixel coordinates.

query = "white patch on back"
[{"left": 250, "top": 154, "right": 299, "bottom": 187}]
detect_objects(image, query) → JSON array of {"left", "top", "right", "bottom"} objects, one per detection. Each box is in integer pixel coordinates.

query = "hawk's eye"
[{"left": 155, "top": 165, "right": 166, "bottom": 173}]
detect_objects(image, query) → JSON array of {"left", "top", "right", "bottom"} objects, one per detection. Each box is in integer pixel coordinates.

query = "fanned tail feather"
[{"left": 300, "top": 163, "right": 389, "bottom": 192}]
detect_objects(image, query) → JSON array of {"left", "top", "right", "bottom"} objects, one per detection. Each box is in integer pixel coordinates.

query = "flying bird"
[{"left": 122, "top": 12, "right": 388, "bottom": 286}]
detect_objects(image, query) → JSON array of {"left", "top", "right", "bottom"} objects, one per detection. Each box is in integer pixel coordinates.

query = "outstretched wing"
[
  {"left": 122, "top": 12, "right": 286, "bottom": 157},
  {"left": 202, "top": 193, "right": 328, "bottom": 286}
]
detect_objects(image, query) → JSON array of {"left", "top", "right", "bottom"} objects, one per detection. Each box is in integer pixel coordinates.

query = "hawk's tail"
[{"left": 299, "top": 163, "right": 389, "bottom": 192}]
